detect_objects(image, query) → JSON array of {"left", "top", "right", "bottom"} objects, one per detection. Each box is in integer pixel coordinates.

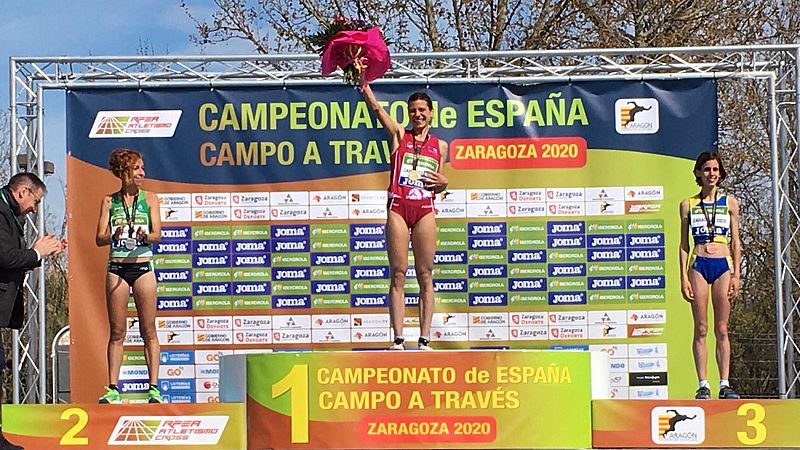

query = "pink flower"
[{"left": 321, "top": 27, "right": 390, "bottom": 83}]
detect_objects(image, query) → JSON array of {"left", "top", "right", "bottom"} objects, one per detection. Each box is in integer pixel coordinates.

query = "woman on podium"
[
  {"left": 360, "top": 79, "right": 449, "bottom": 351},
  {"left": 679, "top": 151, "right": 742, "bottom": 399},
  {"left": 95, "top": 149, "right": 162, "bottom": 403}
]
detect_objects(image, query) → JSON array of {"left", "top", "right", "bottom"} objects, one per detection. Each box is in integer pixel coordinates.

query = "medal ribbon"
[
  {"left": 412, "top": 133, "right": 429, "bottom": 171},
  {"left": 120, "top": 190, "right": 139, "bottom": 239},
  {"left": 699, "top": 190, "right": 717, "bottom": 243}
]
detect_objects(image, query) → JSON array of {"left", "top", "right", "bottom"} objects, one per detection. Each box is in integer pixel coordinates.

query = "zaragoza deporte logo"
[
  {"left": 650, "top": 406, "right": 705, "bottom": 445},
  {"left": 615, "top": 98, "right": 659, "bottom": 134}
]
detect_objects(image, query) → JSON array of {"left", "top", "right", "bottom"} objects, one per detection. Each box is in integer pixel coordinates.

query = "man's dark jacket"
[{"left": 0, "top": 187, "right": 40, "bottom": 329}]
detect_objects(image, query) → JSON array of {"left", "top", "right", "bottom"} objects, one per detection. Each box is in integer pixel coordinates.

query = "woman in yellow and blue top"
[
  {"left": 95, "top": 148, "right": 162, "bottom": 404},
  {"left": 679, "top": 151, "right": 742, "bottom": 400}
]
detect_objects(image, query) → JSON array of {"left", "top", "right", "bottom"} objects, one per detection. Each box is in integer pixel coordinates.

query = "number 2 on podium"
[
  {"left": 60, "top": 407, "right": 89, "bottom": 445},
  {"left": 272, "top": 364, "right": 310, "bottom": 443}
]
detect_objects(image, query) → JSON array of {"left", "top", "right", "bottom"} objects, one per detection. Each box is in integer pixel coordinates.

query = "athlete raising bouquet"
[{"left": 360, "top": 78, "right": 449, "bottom": 350}]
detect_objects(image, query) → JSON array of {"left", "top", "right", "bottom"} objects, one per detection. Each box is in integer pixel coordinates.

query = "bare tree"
[
  {"left": 181, "top": 0, "right": 599, "bottom": 53},
  {"left": 181, "top": 0, "right": 796, "bottom": 52}
]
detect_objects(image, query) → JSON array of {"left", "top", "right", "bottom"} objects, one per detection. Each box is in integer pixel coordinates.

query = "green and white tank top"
[{"left": 108, "top": 190, "right": 153, "bottom": 259}]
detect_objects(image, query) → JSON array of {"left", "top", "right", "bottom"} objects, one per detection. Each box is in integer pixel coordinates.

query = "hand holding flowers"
[{"left": 309, "top": 17, "right": 390, "bottom": 85}]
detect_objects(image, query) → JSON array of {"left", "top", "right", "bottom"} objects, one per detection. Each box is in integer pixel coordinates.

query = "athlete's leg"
[
  {"left": 411, "top": 212, "right": 437, "bottom": 338},
  {"left": 710, "top": 270, "right": 733, "bottom": 380},
  {"left": 688, "top": 266, "right": 710, "bottom": 382},
  {"left": 386, "top": 210, "right": 410, "bottom": 339},
  {"left": 105, "top": 271, "right": 130, "bottom": 385},
  {"left": 132, "top": 270, "right": 160, "bottom": 385}
]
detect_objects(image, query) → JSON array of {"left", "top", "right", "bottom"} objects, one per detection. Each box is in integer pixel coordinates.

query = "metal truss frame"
[{"left": 8, "top": 44, "right": 800, "bottom": 401}]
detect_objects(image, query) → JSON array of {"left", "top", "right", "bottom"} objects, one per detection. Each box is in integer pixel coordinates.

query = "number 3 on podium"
[
  {"left": 272, "top": 364, "right": 310, "bottom": 444},
  {"left": 736, "top": 403, "right": 766, "bottom": 445}
]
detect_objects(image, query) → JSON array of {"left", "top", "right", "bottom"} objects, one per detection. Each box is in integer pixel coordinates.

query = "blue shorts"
[{"left": 691, "top": 255, "right": 732, "bottom": 284}]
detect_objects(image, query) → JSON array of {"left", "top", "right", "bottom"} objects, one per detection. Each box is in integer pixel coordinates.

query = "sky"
[{"left": 1, "top": 0, "right": 256, "bottom": 231}]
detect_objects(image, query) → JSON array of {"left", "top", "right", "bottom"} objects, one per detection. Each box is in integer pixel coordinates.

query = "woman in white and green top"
[{"left": 95, "top": 148, "right": 162, "bottom": 404}]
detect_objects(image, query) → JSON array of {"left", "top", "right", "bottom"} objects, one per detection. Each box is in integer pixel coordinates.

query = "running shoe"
[
  {"left": 148, "top": 385, "right": 164, "bottom": 404},
  {"left": 719, "top": 386, "right": 741, "bottom": 399},
  {"left": 388, "top": 337, "right": 405, "bottom": 351},
  {"left": 694, "top": 386, "right": 711, "bottom": 399},
  {"left": 418, "top": 337, "right": 433, "bottom": 351},
  {"left": 98, "top": 386, "right": 121, "bottom": 404}
]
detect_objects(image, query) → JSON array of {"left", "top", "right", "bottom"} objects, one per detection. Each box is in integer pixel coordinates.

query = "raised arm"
[{"left": 360, "top": 83, "right": 404, "bottom": 149}]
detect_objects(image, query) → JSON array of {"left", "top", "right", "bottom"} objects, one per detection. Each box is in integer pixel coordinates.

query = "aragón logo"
[
  {"left": 615, "top": 98, "right": 659, "bottom": 134},
  {"left": 107, "top": 415, "right": 228, "bottom": 445},
  {"left": 90, "top": 110, "right": 182, "bottom": 138},
  {"left": 650, "top": 407, "right": 705, "bottom": 445}
]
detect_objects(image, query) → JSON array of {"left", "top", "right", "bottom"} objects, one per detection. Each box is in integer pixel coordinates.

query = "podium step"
[
  {"left": 1, "top": 403, "right": 245, "bottom": 449},
  {"left": 593, "top": 399, "right": 800, "bottom": 448}
]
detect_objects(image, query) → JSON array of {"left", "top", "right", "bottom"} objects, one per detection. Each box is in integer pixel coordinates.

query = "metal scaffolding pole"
[{"left": 7, "top": 45, "right": 800, "bottom": 400}]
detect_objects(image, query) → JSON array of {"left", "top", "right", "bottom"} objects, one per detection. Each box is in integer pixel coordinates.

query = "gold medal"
[
  {"left": 408, "top": 170, "right": 420, "bottom": 181},
  {"left": 704, "top": 242, "right": 718, "bottom": 254}
]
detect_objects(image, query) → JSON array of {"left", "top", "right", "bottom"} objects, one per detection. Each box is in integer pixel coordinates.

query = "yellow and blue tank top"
[
  {"left": 109, "top": 190, "right": 153, "bottom": 259},
  {"left": 688, "top": 190, "right": 730, "bottom": 245}
]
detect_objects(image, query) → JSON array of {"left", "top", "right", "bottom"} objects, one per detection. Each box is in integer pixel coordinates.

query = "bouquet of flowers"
[{"left": 309, "top": 17, "right": 390, "bottom": 85}]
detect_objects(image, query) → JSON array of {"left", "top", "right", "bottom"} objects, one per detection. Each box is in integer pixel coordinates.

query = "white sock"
[
  {"left": 699, "top": 380, "right": 710, "bottom": 389},
  {"left": 719, "top": 379, "right": 730, "bottom": 388}
]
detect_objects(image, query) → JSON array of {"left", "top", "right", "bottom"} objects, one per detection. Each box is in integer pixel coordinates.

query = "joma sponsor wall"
[{"left": 67, "top": 80, "right": 717, "bottom": 402}]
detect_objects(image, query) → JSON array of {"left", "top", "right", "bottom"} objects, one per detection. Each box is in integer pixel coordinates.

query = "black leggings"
[{"left": 108, "top": 261, "right": 152, "bottom": 286}]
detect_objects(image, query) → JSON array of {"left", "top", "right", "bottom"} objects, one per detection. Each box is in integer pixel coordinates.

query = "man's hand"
[{"left": 32, "top": 233, "right": 64, "bottom": 257}]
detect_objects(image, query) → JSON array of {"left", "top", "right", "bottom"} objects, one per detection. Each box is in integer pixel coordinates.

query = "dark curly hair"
[
  {"left": 108, "top": 148, "right": 143, "bottom": 182},
  {"left": 693, "top": 151, "right": 727, "bottom": 186}
]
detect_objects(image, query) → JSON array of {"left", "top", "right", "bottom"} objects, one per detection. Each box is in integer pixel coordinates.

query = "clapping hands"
[{"left": 32, "top": 233, "right": 66, "bottom": 257}]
